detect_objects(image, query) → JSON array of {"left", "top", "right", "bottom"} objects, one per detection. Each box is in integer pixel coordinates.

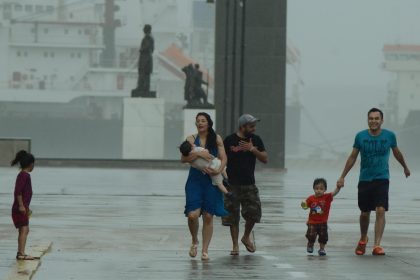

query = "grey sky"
[{"left": 288, "top": 0, "right": 420, "bottom": 88}]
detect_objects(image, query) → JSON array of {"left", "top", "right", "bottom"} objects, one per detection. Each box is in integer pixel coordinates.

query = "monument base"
[
  {"left": 122, "top": 98, "right": 164, "bottom": 159},
  {"left": 131, "top": 88, "right": 157, "bottom": 98},
  {"left": 183, "top": 109, "right": 216, "bottom": 140},
  {"left": 183, "top": 102, "right": 215, "bottom": 110}
]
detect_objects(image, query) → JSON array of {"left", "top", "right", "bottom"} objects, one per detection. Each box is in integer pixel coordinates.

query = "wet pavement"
[{"left": 1, "top": 163, "right": 419, "bottom": 279}]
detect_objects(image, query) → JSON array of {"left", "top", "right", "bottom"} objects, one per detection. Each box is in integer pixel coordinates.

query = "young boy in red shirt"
[{"left": 301, "top": 178, "right": 342, "bottom": 256}]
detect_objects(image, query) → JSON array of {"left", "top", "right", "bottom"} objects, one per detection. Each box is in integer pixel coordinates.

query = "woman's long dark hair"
[
  {"left": 11, "top": 150, "right": 35, "bottom": 169},
  {"left": 196, "top": 112, "right": 217, "bottom": 151}
]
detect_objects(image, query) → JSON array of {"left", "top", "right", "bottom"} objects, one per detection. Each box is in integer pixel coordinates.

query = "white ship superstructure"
[
  {"left": 0, "top": 0, "right": 214, "bottom": 97},
  {"left": 383, "top": 44, "right": 420, "bottom": 158},
  {"left": 0, "top": 1, "right": 301, "bottom": 160},
  {"left": 0, "top": 0, "right": 109, "bottom": 92},
  {"left": 383, "top": 44, "right": 420, "bottom": 126},
  {"left": 0, "top": 0, "right": 218, "bottom": 159}
]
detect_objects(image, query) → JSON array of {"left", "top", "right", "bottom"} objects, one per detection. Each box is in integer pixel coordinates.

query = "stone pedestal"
[
  {"left": 122, "top": 98, "right": 164, "bottom": 159},
  {"left": 183, "top": 109, "right": 216, "bottom": 139}
]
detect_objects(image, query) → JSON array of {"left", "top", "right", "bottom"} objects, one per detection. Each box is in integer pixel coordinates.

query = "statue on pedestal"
[
  {"left": 132, "top": 24, "right": 155, "bottom": 98},
  {"left": 182, "top": 63, "right": 214, "bottom": 109}
]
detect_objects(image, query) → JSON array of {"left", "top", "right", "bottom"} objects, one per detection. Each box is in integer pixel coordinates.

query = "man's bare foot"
[
  {"left": 230, "top": 244, "right": 240, "bottom": 255},
  {"left": 241, "top": 236, "right": 256, "bottom": 253}
]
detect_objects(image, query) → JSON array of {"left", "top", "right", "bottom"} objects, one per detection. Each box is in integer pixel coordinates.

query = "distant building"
[{"left": 383, "top": 44, "right": 420, "bottom": 126}]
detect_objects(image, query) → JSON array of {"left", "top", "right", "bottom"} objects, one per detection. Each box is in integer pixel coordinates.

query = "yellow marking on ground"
[{"left": 5, "top": 242, "right": 52, "bottom": 280}]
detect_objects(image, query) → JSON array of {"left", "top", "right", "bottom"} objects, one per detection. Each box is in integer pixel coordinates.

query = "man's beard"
[{"left": 244, "top": 131, "right": 254, "bottom": 138}]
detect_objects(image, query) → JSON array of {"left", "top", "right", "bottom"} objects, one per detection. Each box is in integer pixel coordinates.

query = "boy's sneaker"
[
  {"left": 307, "top": 244, "right": 314, "bottom": 254},
  {"left": 318, "top": 249, "right": 327, "bottom": 256}
]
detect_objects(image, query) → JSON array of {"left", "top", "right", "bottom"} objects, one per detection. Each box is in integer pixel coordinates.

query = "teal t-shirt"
[{"left": 353, "top": 129, "right": 397, "bottom": 182}]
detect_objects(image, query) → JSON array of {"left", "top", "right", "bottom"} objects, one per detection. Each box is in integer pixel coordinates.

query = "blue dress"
[{"left": 184, "top": 136, "right": 228, "bottom": 217}]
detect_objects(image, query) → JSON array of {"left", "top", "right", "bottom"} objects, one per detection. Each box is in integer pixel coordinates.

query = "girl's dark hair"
[
  {"left": 196, "top": 112, "right": 217, "bottom": 151},
  {"left": 11, "top": 150, "right": 35, "bottom": 169},
  {"left": 313, "top": 178, "right": 327, "bottom": 190}
]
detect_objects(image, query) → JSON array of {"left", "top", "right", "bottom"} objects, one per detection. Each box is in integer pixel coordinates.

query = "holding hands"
[{"left": 336, "top": 177, "right": 345, "bottom": 188}]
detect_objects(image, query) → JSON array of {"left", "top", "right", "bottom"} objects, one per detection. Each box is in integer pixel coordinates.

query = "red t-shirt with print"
[{"left": 306, "top": 193, "right": 333, "bottom": 224}]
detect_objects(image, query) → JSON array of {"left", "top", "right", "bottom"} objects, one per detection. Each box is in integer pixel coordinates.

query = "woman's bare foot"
[
  {"left": 201, "top": 252, "right": 210, "bottom": 261},
  {"left": 189, "top": 243, "right": 198, "bottom": 258}
]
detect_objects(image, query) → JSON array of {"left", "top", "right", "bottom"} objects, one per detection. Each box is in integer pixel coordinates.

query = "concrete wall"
[
  {"left": 0, "top": 138, "right": 31, "bottom": 166},
  {"left": 215, "top": 0, "right": 287, "bottom": 168},
  {"left": 0, "top": 116, "right": 122, "bottom": 159}
]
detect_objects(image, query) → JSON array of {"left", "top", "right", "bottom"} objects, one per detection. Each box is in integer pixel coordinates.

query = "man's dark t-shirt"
[{"left": 224, "top": 133, "right": 266, "bottom": 185}]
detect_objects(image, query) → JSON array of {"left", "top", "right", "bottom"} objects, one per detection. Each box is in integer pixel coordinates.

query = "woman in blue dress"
[{"left": 181, "top": 112, "right": 228, "bottom": 261}]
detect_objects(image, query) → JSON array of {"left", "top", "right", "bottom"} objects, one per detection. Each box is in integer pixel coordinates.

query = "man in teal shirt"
[{"left": 337, "top": 108, "right": 410, "bottom": 256}]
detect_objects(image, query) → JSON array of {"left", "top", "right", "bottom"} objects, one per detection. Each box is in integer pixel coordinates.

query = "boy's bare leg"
[{"left": 319, "top": 243, "right": 326, "bottom": 250}]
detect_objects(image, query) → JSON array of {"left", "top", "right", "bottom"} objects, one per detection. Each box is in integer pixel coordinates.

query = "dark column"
[
  {"left": 215, "top": 0, "right": 287, "bottom": 168},
  {"left": 101, "top": 0, "right": 120, "bottom": 67}
]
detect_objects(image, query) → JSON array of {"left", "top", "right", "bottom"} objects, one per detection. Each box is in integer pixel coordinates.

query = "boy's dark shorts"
[
  {"left": 306, "top": 223, "right": 328, "bottom": 244},
  {"left": 222, "top": 184, "right": 262, "bottom": 226},
  {"left": 358, "top": 179, "right": 389, "bottom": 212}
]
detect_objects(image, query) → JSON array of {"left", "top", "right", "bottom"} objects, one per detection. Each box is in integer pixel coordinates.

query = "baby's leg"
[
  {"left": 211, "top": 174, "right": 228, "bottom": 194},
  {"left": 217, "top": 182, "right": 229, "bottom": 194},
  {"left": 222, "top": 169, "right": 228, "bottom": 180}
]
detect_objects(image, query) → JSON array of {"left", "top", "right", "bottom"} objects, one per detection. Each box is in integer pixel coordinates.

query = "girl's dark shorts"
[{"left": 358, "top": 179, "right": 389, "bottom": 212}]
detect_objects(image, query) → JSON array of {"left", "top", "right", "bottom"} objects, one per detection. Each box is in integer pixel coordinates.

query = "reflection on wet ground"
[{"left": 0, "top": 165, "right": 419, "bottom": 279}]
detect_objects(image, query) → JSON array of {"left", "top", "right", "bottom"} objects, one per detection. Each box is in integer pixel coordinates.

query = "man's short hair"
[{"left": 368, "top": 107, "right": 384, "bottom": 119}]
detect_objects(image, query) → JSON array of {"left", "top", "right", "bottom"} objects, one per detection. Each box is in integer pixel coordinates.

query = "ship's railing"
[{"left": 90, "top": 57, "right": 141, "bottom": 71}]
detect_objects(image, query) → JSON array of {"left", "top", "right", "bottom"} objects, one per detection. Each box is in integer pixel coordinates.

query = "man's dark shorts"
[
  {"left": 358, "top": 179, "right": 389, "bottom": 212},
  {"left": 222, "top": 184, "right": 262, "bottom": 226}
]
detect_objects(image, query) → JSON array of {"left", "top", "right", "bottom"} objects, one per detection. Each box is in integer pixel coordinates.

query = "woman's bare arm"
[
  {"left": 203, "top": 135, "right": 227, "bottom": 175},
  {"left": 216, "top": 135, "right": 227, "bottom": 173}
]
